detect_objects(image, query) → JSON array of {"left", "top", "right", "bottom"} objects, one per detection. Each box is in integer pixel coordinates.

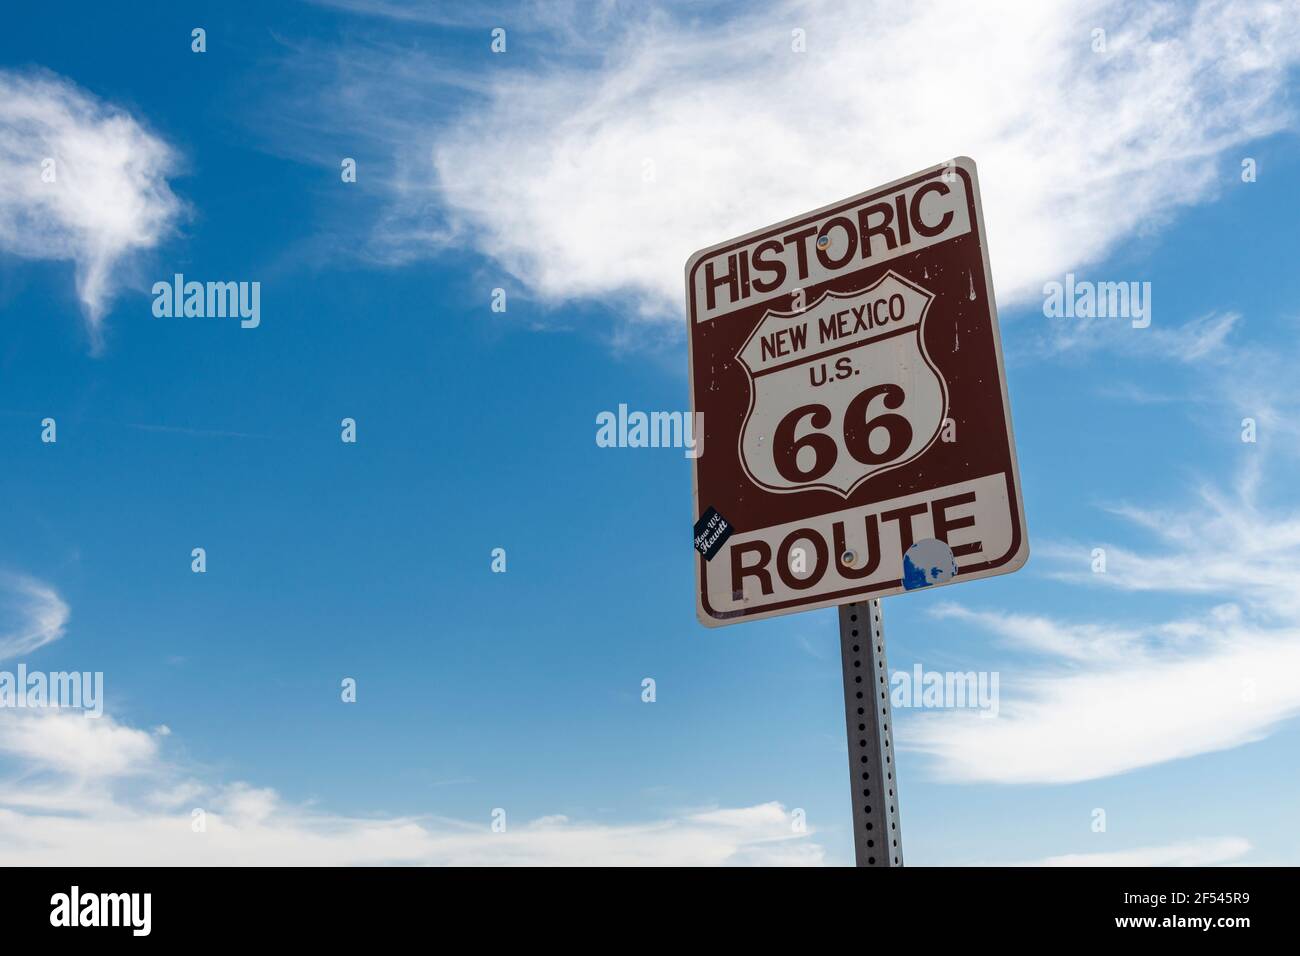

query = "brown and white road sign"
[{"left": 687, "top": 157, "right": 1028, "bottom": 626}]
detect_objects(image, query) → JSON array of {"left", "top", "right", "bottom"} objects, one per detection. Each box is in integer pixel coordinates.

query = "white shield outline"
[{"left": 735, "top": 270, "right": 948, "bottom": 498}]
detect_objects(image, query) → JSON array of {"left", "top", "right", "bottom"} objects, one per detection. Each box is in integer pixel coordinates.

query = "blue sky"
[{"left": 1, "top": 0, "right": 1299, "bottom": 865}]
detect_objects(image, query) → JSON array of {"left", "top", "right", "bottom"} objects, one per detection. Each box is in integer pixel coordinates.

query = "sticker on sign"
[{"left": 686, "top": 157, "right": 1028, "bottom": 626}]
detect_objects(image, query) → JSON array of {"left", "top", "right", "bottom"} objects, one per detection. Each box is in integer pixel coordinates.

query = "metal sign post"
[{"left": 838, "top": 599, "right": 902, "bottom": 866}]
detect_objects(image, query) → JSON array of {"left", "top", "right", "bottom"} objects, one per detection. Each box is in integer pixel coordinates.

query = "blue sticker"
[{"left": 902, "top": 538, "right": 957, "bottom": 590}]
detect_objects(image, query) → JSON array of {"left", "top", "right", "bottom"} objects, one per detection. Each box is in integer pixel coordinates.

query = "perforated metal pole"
[{"left": 839, "top": 599, "right": 903, "bottom": 867}]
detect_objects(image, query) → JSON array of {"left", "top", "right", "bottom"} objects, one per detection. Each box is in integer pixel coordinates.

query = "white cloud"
[
  {"left": 339, "top": 0, "right": 1300, "bottom": 325},
  {"left": 0, "top": 709, "right": 158, "bottom": 778},
  {"left": 1037, "top": 310, "right": 1244, "bottom": 361},
  {"left": 1059, "top": 468, "right": 1300, "bottom": 617},
  {"left": 0, "top": 796, "right": 819, "bottom": 866},
  {"left": 0, "top": 68, "right": 182, "bottom": 348},
  {"left": 901, "top": 466, "right": 1300, "bottom": 784},
  {"left": 0, "top": 742, "right": 822, "bottom": 864},
  {"left": 1080, "top": 310, "right": 1300, "bottom": 460},
  {"left": 1010, "top": 836, "right": 1251, "bottom": 866},
  {"left": 0, "top": 574, "right": 820, "bottom": 864},
  {"left": 907, "top": 606, "right": 1300, "bottom": 783},
  {"left": 0, "top": 573, "right": 69, "bottom": 661}
]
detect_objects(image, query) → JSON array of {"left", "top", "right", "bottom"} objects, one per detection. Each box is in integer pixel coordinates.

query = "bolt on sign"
[{"left": 687, "top": 157, "right": 1028, "bottom": 626}]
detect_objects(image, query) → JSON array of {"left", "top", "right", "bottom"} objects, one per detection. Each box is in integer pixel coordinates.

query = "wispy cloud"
[
  {"left": 1007, "top": 836, "right": 1252, "bottom": 866},
  {"left": 1033, "top": 310, "right": 1244, "bottom": 362},
  {"left": 0, "top": 576, "right": 819, "bottom": 865},
  {"left": 296, "top": 0, "right": 1300, "bottom": 329},
  {"left": 0, "top": 574, "right": 69, "bottom": 662},
  {"left": 901, "top": 464, "right": 1300, "bottom": 784},
  {"left": 1077, "top": 308, "right": 1300, "bottom": 463},
  {"left": 0, "top": 68, "right": 183, "bottom": 349},
  {"left": 121, "top": 422, "right": 272, "bottom": 441},
  {"left": 1050, "top": 466, "right": 1300, "bottom": 616},
  {"left": 910, "top": 602, "right": 1300, "bottom": 783},
  {"left": 0, "top": 709, "right": 820, "bottom": 864}
]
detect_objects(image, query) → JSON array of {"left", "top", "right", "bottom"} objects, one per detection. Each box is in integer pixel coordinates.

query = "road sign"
[{"left": 687, "top": 157, "right": 1028, "bottom": 626}]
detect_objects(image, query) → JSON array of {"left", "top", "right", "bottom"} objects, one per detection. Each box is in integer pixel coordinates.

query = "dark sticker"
[{"left": 693, "top": 506, "right": 734, "bottom": 562}]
